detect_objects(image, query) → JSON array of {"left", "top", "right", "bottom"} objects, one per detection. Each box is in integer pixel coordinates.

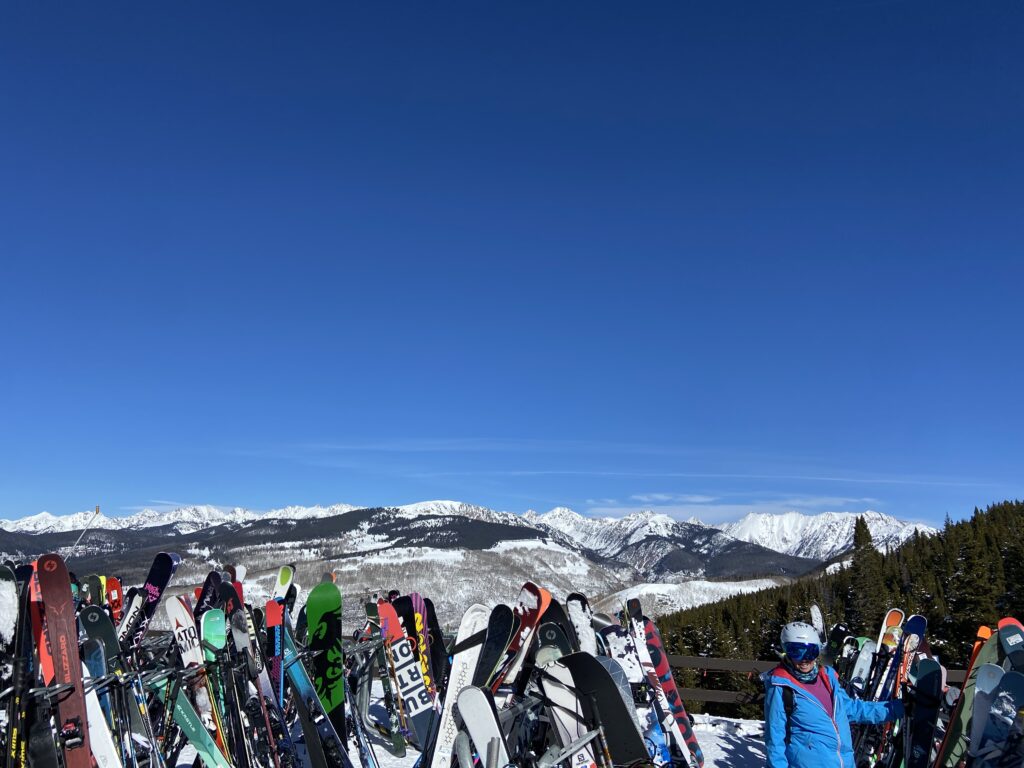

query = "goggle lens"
[{"left": 784, "top": 642, "right": 820, "bottom": 662}]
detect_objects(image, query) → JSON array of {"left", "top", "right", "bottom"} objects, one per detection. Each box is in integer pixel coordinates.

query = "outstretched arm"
[{"left": 839, "top": 687, "right": 904, "bottom": 724}]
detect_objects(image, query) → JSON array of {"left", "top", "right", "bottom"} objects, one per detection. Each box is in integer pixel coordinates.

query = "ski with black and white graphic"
[
  {"left": 380, "top": 599, "right": 434, "bottom": 749},
  {"left": 624, "top": 599, "right": 689, "bottom": 765},
  {"left": 425, "top": 603, "right": 488, "bottom": 768},
  {"left": 599, "top": 623, "right": 671, "bottom": 764},
  {"left": 116, "top": 552, "right": 180, "bottom": 652},
  {"left": 166, "top": 596, "right": 226, "bottom": 759}
]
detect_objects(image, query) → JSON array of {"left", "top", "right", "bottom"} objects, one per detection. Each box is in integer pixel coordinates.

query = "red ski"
[{"left": 36, "top": 553, "right": 92, "bottom": 768}]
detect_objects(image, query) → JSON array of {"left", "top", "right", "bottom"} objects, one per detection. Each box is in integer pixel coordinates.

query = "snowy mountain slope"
[
  {"left": 594, "top": 578, "right": 783, "bottom": 617},
  {"left": 524, "top": 507, "right": 681, "bottom": 555},
  {"left": 525, "top": 507, "right": 819, "bottom": 580},
  {"left": 718, "top": 510, "right": 936, "bottom": 561}
]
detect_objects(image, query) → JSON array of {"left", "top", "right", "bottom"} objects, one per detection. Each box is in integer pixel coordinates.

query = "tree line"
[{"left": 657, "top": 500, "right": 1024, "bottom": 717}]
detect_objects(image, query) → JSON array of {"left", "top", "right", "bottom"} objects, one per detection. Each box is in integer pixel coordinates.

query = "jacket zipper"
[{"left": 776, "top": 674, "right": 844, "bottom": 767}]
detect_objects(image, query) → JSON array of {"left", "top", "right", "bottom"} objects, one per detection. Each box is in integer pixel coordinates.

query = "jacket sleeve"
[
  {"left": 839, "top": 687, "right": 905, "bottom": 724},
  {"left": 763, "top": 683, "right": 790, "bottom": 768}
]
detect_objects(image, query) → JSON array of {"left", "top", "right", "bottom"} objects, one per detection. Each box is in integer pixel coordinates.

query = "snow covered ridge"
[
  {"left": 718, "top": 509, "right": 937, "bottom": 561},
  {"left": 0, "top": 501, "right": 929, "bottom": 569},
  {"left": 0, "top": 499, "right": 932, "bottom": 563},
  {"left": 0, "top": 499, "right": 526, "bottom": 535}
]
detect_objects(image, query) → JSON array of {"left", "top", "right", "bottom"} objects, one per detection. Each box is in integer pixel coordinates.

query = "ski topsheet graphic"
[{"left": 36, "top": 554, "right": 92, "bottom": 768}]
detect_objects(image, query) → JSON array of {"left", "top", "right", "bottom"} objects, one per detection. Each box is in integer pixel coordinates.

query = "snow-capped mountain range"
[
  {"left": 718, "top": 510, "right": 934, "bottom": 561},
  {"left": 0, "top": 500, "right": 933, "bottom": 563},
  {"left": 0, "top": 500, "right": 935, "bottom": 621}
]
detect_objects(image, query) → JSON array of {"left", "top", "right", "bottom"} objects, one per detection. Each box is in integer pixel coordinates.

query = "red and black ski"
[
  {"left": 642, "top": 614, "right": 704, "bottom": 768},
  {"left": 35, "top": 554, "right": 92, "bottom": 768}
]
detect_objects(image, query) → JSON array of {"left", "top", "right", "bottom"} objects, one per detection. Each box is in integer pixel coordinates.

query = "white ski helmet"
[{"left": 780, "top": 621, "right": 821, "bottom": 648}]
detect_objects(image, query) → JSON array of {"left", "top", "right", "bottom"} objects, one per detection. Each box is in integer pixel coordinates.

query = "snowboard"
[
  {"left": 562, "top": 651, "right": 650, "bottom": 765},
  {"left": 905, "top": 657, "right": 943, "bottom": 768},
  {"left": 306, "top": 581, "right": 348, "bottom": 744}
]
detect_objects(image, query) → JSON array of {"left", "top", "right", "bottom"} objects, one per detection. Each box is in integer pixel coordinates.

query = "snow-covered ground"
[
  {"left": 349, "top": 681, "right": 766, "bottom": 768},
  {"left": 595, "top": 578, "right": 782, "bottom": 616},
  {"left": 349, "top": 712, "right": 765, "bottom": 768},
  {"left": 691, "top": 714, "right": 766, "bottom": 767}
]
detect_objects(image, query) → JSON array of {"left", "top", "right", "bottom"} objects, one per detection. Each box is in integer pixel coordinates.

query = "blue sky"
[{"left": 1, "top": 2, "right": 1021, "bottom": 526}]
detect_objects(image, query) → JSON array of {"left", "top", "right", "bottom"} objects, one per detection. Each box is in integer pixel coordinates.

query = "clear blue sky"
[{"left": 2, "top": 2, "right": 1021, "bottom": 526}]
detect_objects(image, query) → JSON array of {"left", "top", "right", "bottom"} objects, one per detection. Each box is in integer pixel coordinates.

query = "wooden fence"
[{"left": 666, "top": 655, "right": 966, "bottom": 705}]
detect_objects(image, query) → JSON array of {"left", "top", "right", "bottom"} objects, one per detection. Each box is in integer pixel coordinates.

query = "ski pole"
[{"left": 66, "top": 506, "right": 101, "bottom": 560}]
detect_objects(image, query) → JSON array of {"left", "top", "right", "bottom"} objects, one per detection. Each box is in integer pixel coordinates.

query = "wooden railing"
[{"left": 666, "top": 655, "right": 966, "bottom": 705}]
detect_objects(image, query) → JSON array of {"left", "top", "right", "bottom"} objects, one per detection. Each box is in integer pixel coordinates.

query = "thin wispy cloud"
[
  {"left": 232, "top": 437, "right": 703, "bottom": 458},
  {"left": 630, "top": 493, "right": 719, "bottom": 503},
  {"left": 119, "top": 498, "right": 194, "bottom": 512},
  {"left": 119, "top": 499, "right": 237, "bottom": 514},
  {"left": 409, "top": 468, "right": 986, "bottom": 488}
]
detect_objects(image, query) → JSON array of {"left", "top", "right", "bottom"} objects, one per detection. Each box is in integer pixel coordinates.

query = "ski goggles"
[{"left": 784, "top": 642, "right": 821, "bottom": 662}]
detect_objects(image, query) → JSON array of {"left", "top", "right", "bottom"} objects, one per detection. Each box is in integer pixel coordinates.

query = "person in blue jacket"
[{"left": 764, "top": 621, "right": 903, "bottom": 768}]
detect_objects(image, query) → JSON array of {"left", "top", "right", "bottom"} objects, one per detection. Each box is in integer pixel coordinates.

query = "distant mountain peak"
[{"left": 719, "top": 509, "right": 936, "bottom": 561}]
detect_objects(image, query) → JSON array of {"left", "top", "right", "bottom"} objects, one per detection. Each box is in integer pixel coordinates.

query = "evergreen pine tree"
[{"left": 847, "top": 516, "right": 886, "bottom": 633}]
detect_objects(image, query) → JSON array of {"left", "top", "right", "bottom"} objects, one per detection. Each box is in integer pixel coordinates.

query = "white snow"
[
  {"left": 0, "top": 578, "right": 17, "bottom": 644},
  {"left": 516, "top": 586, "right": 540, "bottom": 611},
  {"left": 1, "top": 497, "right": 932, "bottom": 572},
  {"left": 719, "top": 510, "right": 936, "bottom": 561},
  {"left": 595, "top": 579, "right": 780, "bottom": 617},
  {"left": 333, "top": 547, "right": 465, "bottom": 569},
  {"left": 485, "top": 539, "right": 570, "bottom": 554},
  {"left": 350, "top": 681, "right": 766, "bottom": 768},
  {"left": 526, "top": 507, "right": 683, "bottom": 557},
  {"left": 692, "top": 714, "right": 767, "bottom": 767},
  {"left": 826, "top": 557, "right": 853, "bottom": 574}
]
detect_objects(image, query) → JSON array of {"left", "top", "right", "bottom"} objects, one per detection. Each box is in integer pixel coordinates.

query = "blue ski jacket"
[{"left": 764, "top": 664, "right": 903, "bottom": 768}]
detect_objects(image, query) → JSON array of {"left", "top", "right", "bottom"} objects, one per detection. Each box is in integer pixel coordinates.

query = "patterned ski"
[
  {"left": 644, "top": 616, "right": 703, "bottom": 767},
  {"left": 36, "top": 554, "right": 92, "bottom": 768}
]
